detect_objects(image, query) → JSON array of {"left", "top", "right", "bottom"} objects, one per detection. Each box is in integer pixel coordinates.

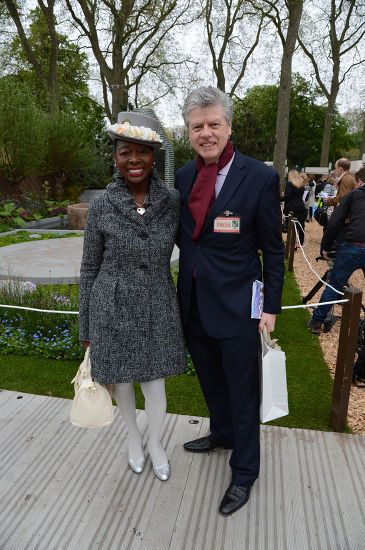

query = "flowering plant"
[{"left": 108, "top": 121, "right": 162, "bottom": 143}]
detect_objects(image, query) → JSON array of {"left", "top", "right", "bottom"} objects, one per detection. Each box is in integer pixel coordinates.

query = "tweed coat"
[{"left": 78, "top": 169, "right": 186, "bottom": 384}]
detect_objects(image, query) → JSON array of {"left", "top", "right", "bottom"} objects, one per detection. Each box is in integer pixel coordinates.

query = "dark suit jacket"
[{"left": 175, "top": 149, "right": 285, "bottom": 339}]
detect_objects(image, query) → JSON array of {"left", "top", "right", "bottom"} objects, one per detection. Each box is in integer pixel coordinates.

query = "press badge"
[{"left": 214, "top": 211, "right": 240, "bottom": 233}]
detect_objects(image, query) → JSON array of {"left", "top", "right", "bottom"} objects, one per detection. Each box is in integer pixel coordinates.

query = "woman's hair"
[
  {"left": 182, "top": 86, "right": 233, "bottom": 127},
  {"left": 288, "top": 169, "right": 304, "bottom": 188},
  {"left": 300, "top": 172, "right": 308, "bottom": 183}
]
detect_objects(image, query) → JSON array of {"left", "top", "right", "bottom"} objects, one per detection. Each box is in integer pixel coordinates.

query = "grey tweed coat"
[{"left": 78, "top": 169, "right": 187, "bottom": 384}]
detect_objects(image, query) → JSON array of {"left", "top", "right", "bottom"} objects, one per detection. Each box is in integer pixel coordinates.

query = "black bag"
[
  {"left": 314, "top": 198, "right": 327, "bottom": 226},
  {"left": 353, "top": 318, "right": 365, "bottom": 388}
]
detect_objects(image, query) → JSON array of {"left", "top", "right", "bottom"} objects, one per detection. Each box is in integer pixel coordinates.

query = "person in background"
[
  {"left": 327, "top": 158, "right": 356, "bottom": 208},
  {"left": 283, "top": 169, "right": 306, "bottom": 246},
  {"left": 319, "top": 172, "right": 337, "bottom": 256},
  {"left": 308, "top": 183, "right": 365, "bottom": 334},
  {"left": 355, "top": 167, "right": 365, "bottom": 188},
  {"left": 304, "top": 173, "right": 316, "bottom": 221}
]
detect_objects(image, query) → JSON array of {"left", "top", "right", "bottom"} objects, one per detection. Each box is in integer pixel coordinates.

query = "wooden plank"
[
  {"left": 330, "top": 287, "right": 363, "bottom": 431},
  {"left": 0, "top": 391, "right": 364, "bottom": 549}
]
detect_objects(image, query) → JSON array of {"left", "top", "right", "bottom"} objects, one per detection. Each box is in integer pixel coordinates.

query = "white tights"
[{"left": 113, "top": 378, "right": 168, "bottom": 468}]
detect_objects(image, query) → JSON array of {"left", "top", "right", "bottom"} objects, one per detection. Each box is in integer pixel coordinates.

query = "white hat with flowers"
[{"left": 107, "top": 111, "right": 163, "bottom": 150}]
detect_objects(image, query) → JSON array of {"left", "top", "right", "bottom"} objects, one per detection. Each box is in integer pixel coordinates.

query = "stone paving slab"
[
  {"left": 0, "top": 389, "right": 364, "bottom": 550},
  {"left": 0, "top": 238, "right": 179, "bottom": 285}
]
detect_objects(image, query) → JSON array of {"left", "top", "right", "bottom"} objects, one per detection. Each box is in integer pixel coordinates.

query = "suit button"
[
  {"left": 139, "top": 233, "right": 148, "bottom": 240},
  {"left": 139, "top": 264, "right": 148, "bottom": 271},
  {"left": 196, "top": 245, "right": 200, "bottom": 249}
]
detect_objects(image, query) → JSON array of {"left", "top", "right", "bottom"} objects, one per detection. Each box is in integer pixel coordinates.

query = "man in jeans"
[{"left": 308, "top": 184, "right": 365, "bottom": 334}]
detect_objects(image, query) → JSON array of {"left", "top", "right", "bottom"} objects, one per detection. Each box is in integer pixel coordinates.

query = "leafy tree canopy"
[
  {"left": 6, "top": 7, "right": 89, "bottom": 113},
  {"left": 231, "top": 74, "right": 354, "bottom": 167}
]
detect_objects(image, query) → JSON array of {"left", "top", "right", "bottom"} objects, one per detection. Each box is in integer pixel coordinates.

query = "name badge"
[{"left": 214, "top": 216, "right": 240, "bottom": 233}]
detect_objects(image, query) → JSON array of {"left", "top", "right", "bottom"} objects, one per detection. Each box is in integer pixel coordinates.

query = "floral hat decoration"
[{"left": 107, "top": 111, "right": 163, "bottom": 150}]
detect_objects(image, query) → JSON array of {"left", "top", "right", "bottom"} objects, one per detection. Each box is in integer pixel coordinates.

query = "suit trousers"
[{"left": 184, "top": 282, "right": 260, "bottom": 486}]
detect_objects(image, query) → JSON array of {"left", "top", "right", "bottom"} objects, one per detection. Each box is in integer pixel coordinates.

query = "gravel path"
[{"left": 290, "top": 219, "right": 365, "bottom": 434}]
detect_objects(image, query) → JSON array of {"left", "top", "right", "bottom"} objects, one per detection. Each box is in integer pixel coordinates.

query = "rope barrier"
[
  {"left": 0, "top": 298, "right": 350, "bottom": 315},
  {"left": 282, "top": 299, "right": 349, "bottom": 310},
  {"left": 0, "top": 304, "right": 79, "bottom": 314},
  {"left": 0, "top": 223, "right": 352, "bottom": 315},
  {"left": 291, "top": 219, "right": 344, "bottom": 296}
]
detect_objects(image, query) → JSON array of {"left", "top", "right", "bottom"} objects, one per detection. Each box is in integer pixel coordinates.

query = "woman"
[
  {"left": 318, "top": 172, "right": 337, "bottom": 255},
  {"left": 79, "top": 112, "right": 186, "bottom": 481},
  {"left": 304, "top": 174, "right": 316, "bottom": 221},
  {"left": 283, "top": 169, "right": 306, "bottom": 246}
]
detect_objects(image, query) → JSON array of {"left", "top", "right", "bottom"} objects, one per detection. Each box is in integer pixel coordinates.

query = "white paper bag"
[{"left": 259, "top": 330, "right": 289, "bottom": 423}]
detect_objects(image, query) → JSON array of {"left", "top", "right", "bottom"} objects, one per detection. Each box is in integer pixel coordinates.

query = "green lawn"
[{"left": 0, "top": 263, "right": 344, "bottom": 431}]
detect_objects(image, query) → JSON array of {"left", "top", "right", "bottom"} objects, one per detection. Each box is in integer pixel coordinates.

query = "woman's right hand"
[{"left": 82, "top": 340, "right": 90, "bottom": 351}]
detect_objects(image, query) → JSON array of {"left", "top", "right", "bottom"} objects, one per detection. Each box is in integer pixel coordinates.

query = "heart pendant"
[{"left": 137, "top": 207, "right": 146, "bottom": 215}]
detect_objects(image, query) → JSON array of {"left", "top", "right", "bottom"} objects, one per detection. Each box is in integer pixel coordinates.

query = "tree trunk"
[
  {"left": 273, "top": 0, "right": 304, "bottom": 189},
  {"left": 360, "top": 117, "right": 365, "bottom": 158},
  {"left": 110, "top": 84, "right": 129, "bottom": 122},
  {"left": 320, "top": 94, "right": 337, "bottom": 167}
]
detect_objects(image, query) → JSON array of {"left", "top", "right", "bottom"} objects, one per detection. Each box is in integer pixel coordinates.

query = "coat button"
[
  {"left": 139, "top": 264, "right": 148, "bottom": 271},
  {"left": 139, "top": 233, "right": 148, "bottom": 240}
]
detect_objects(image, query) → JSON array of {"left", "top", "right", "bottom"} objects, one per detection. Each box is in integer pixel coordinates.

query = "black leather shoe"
[
  {"left": 219, "top": 484, "right": 251, "bottom": 516},
  {"left": 183, "top": 436, "right": 232, "bottom": 453}
]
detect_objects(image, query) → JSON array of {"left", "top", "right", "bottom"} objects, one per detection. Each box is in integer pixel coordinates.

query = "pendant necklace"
[{"left": 134, "top": 194, "right": 148, "bottom": 216}]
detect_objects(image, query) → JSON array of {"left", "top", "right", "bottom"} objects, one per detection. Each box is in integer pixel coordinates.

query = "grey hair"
[{"left": 182, "top": 86, "right": 233, "bottom": 127}]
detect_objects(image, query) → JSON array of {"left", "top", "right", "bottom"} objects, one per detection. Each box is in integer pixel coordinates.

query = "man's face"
[{"left": 188, "top": 104, "right": 232, "bottom": 165}]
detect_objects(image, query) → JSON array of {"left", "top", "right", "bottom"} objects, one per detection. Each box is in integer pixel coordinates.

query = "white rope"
[
  {"left": 291, "top": 219, "right": 344, "bottom": 296},
  {"left": 0, "top": 298, "right": 350, "bottom": 315},
  {"left": 0, "top": 304, "right": 79, "bottom": 314},
  {"left": 282, "top": 299, "right": 349, "bottom": 310}
]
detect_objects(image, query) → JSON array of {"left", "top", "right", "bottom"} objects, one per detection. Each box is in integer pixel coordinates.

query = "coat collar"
[{"left": 106, "top": 167, "right": 170, "bottom": 226}]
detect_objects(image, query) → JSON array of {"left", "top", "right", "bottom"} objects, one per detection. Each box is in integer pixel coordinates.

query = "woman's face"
[{"left": 114, "top": 140, "right": 154, "bottom": 186}]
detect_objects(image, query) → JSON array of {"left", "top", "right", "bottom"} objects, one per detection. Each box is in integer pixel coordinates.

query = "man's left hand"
[
  {"left": 258, "top": 313, "right": 276, "bottom": 333},
  {"left": 322, "top": 250, "right": 330, "bottom": 260}
]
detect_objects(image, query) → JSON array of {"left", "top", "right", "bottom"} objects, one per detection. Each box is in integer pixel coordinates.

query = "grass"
[
  {"left": 0, "top": 262, "right": 345, "bottom": 431},
  {"left": 269, "top": 266, "right": 345, "bottom": 431},
  {"left": 0, "top": 355, "right": 209, "bottom": 417}
]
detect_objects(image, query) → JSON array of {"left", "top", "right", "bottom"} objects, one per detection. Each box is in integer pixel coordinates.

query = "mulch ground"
[{"left": 289, "top": 219, "right": 365, "bottom": 434}]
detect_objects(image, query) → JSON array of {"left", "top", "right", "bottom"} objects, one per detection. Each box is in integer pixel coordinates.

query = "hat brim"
[{"left": 107, "top": 130, "right": 162, "bottom": 150}]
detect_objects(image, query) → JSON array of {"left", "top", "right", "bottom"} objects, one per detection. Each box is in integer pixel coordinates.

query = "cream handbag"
[{"left": 70, "top": 346, "right": 114, "bottom": 428}]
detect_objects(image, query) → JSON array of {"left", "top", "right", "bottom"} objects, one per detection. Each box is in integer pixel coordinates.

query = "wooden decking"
[{"left": 0, "top": 389, "right": 364, "bottom": 549}]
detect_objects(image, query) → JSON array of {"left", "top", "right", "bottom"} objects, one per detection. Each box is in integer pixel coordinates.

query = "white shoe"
[
  {"left": 152, "top": 461, "right": 170, "bottom": 481},
  {"left": 128, "top": 456, "right": 146, "bottom": 474}
]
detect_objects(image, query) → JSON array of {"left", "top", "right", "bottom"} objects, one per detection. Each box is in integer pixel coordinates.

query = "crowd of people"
[{"left": 281, "top": 158, "right": 365, "bottom": 335}]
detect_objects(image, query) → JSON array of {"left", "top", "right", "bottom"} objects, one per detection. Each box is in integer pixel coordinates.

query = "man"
[
  {"left": 308, "top": 182, "right": 365, "bottom": 334},
  {"left": 355, "top": 167, "right": 365, "bottom": 188},
  {"left": 174, "top": 86, "right": 285, "bottom": 515}
]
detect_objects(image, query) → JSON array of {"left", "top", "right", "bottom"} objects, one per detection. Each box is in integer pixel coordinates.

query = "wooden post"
[
  {"left": 288, "top": 217, "right": 297, "bottom": 272},
  {"left": 329, "top": 287, "right": 363, "bottom": 431},
  {"left": 284, "top": 213, "right": 293, "bottom": 259}
]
